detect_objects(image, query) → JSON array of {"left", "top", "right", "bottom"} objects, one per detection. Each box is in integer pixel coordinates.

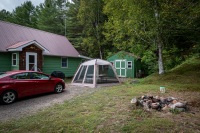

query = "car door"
[
  {"left": 32, "top": 72, "right": 55, "bottom": 93},
  {"left": 10, "top": 72, "right": 38, "bottom": 97}
]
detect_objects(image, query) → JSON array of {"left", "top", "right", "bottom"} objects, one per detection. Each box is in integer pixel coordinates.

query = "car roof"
[{"left": 5, "top": 70, "right": 40, "bottom": 75}]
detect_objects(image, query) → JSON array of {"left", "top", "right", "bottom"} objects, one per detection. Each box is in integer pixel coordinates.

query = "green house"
[
  {"left": 0, "top": 20, "right": 85, "bottom": 77},
  {"left": 107, "top": 51, "right": 141, "bottom": 78}
]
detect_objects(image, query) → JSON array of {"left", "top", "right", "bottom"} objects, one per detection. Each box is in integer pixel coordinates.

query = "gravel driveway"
[{"left": 0, "top": 84, "right": 97, "bottom": 122}]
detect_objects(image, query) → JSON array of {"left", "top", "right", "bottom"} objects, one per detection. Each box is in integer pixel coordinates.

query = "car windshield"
[{"left": 0, "top": 73, "right": 10, "bottom": 79}]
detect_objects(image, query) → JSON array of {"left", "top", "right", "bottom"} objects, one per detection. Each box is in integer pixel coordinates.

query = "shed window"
[
  {"left": 127, "top": 61, "right": 132, "bottom": 69},
  {"left": 61, "top": 57, "right": 68, "bottom": 68},
  {"left": 12, "top": 53, "right": 17, "bottom": 66}
]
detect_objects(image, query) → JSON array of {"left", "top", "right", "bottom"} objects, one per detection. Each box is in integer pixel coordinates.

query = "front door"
[
  {"left": 26, "top": 52, "right": 37, "bottom": 71},
  {"left": 115, "top": 60, "right": 126, "bottom": 77}
]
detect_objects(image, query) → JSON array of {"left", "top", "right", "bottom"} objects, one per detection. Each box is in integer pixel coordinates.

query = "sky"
[{"left": 0, "top": 0, "right": 44, "bottom": 12}]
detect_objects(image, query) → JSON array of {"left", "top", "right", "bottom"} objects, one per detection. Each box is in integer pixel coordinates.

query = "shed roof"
[
  {"left": 0, "top": 20, "right": 79, "bottom": 57},
  {"left": 108, "top": 51, "right": 141, "bottom": 59}
]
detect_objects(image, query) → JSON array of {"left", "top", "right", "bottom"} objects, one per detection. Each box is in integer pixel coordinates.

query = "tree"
[
  {"left": 65, "top": 0, "right": 84, "bottom": 52},
  {"left": 103, "top": 0, "right": 200, "bottom": 74},
  {"left": 36, "top": 0, "right": 65, "bottom": 35},
  {"left": 0, "top": 9, "right": 12, "bottom": 21},
  {"left": 11, "top": 1, "right": 37, "bottom": 28},
  {"left": 77, "top": 0, "right": 107, "bottom": 58}
]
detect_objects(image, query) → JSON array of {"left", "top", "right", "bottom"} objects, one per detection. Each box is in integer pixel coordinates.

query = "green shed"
[{"left": 107, "top": 51, "right": 141, "bottom": 78}]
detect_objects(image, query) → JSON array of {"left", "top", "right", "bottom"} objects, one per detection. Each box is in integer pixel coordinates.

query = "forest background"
[{"left": 0, "top": 0, "right": 199, "bottom": 75}]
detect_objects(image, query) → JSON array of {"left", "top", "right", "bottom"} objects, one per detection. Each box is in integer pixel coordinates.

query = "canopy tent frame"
[{"left": 71, "top": 59, "right": 121, "bottom": 88}]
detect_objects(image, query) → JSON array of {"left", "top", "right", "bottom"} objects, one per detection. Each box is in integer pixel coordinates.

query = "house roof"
[
  {"left": 0, "top": 20, "right": 79, "bottom": 57},
  {"left": 7, "top": 40, "right": 49, "bottom": 53}
]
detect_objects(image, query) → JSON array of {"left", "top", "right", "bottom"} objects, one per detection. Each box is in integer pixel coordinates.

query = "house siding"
[
  {"left": 0, "top": 52, "right": 11, "bottom": 72},
  {"left": 43, "top": 56, "right": 82, "bottom": 77},
  {"left": 107, "top": 52, "right": 141, "bottom": 78}
]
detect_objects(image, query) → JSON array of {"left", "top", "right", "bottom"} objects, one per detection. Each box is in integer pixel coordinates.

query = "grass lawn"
[{"left": 0, "top": 57, "right": 200, "bottom": 133}]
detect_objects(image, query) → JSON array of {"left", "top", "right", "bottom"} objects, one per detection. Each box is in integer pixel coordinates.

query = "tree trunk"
[
  {"left": 154, "top": 0, "right": 164, "bottom": 74},
  {"left": 158, "top": 42, "right": 164, "bottom": 74}
]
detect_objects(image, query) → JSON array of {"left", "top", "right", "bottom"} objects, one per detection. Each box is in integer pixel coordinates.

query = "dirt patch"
[{"left": 149, "top": 91, "right": 200, "bottom": 132}]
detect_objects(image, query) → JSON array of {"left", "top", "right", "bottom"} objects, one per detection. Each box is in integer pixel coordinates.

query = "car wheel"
[
  {"left": 1, "top": 91, "right": 17, "bottom": 104},
  {"left": 54, "top": 83, "right": 63, "bottom": 93}
]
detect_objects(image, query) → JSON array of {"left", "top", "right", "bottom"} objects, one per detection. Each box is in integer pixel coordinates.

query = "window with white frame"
[
  {"left": 127, "top": 61, "right": 132, "bottom": 69},
  {"left": 12, "top": 53, "right": 17, "bottom": 66},
  {"left": 61, "top": 57, "right": 68, "bottom": 68}
]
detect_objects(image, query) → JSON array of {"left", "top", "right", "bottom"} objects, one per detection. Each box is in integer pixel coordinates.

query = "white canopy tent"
[{"left": 71, "top": 59, "right": 121, "bottom": 88}]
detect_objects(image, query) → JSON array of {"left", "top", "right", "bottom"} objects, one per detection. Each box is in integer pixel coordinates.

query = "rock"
[
  {"left": 131, "top": 97, "right": 139, "bottom": 106},
  {"left": 152, "top": 98, "right": 159, "bottom": 103},
  {"left": 148, "top": 96, "right": 153, "bottom": 99},
  {"left": 162, "top": 105, "right": 170, "bottom": 111},
  {"left": 167, "top": 97, "right": 177, "bottom": 102},
  {"left": 172, "top": 100, "right": 178, "bottom": 104},
  {"left": 131, "top": 95, "right": 188, "bottom": 113},
  {"left": 141, "top": 95, "right": 147, "bottom": 99},
  {"left": 143, "top": 102, "right": 151, "bottom": 111},
  {"left": 169, "top": 102, "right": 187, "bottom": 109},
  {"left": 160, "top": 97, "right": 167, "bottom": 104},
  {"left": 151, "top": 102, "right": 160, "bottom": 109}
]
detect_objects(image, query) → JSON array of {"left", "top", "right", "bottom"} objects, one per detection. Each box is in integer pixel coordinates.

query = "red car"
[{"left": 0, "top": 70, "right": 65, "bottom": 104}]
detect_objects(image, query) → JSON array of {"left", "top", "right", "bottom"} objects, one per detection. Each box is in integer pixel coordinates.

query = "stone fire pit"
[{"left": 131, "top": 95, "right": 188, "bottom": 112}]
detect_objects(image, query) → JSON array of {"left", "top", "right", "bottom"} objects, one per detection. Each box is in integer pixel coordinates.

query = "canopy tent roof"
[
  {"left": 82, "top": 59, "right": 111, "bottom": 65},
  {"left": 71, "top": 59, "right": 121, "bottom": 88}
]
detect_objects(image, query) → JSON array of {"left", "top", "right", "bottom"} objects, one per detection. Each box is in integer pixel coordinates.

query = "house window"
[
  {"left": 61, "top": 57, "right": 68, "bottom": 68},
  {"left": 127, "top": 61, "right": 132, "bottom": 69},
  {"left": 12, "top": 53, "right": 17, "bottom": 66}
]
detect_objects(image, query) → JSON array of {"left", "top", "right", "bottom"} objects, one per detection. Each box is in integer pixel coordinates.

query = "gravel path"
[{"left": 0, "top": 84, "right": 97, "bottom": 122}]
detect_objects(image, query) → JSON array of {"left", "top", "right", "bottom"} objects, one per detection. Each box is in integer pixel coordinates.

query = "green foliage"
[
  {"left": 141, "top": 57, "right": 200, "bottom": 91},
  {"left": 77, "top": 0, "right": 108, "bottom": 58},
  {"left": 0, "top": 9, "right": 12, "bottom": 21},
  {"left": 0, "top": 0, "right": 199, "bottom": 74},
  {"left": 12, "top": 1, "right": 37, "bottom": 28},
  {"left": 36, "top": 0, "right": 65, "bottom": 35},
  {"left": 103, "top": 0, "right": 200, "bottom": 74},
  {"left": 65, "top": 0, "right": 83, "bottom": 50}
]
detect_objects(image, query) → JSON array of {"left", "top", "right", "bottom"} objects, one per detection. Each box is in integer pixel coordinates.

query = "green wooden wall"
[
  {"left": 0, "top": 52, "right": 20, "bottom": 72},
  {"left": 0, "top": 52, "right": 83, "bottom": 77},
  {"left": 43, "top": 56, "right": 82, "bottom": 77},
  {"left": 0, "top": 52, "right": 11, "bottom": 72},
  {"left": 107, "top": 52, "right": 141, "bottom": 78}
]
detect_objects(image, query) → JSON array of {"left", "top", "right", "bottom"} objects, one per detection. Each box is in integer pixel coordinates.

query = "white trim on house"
[
  {"left": 26, "top": 52, "right": 37, "bottom": 71},
  {"left": 12, "top": 53, "right": 17, "bottom": 66},
  {"left": 7, "top": 40, "right": 49, "bottom": 54}
]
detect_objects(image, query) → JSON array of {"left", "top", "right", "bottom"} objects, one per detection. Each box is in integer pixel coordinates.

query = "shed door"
[{"left": 115, "top": 60, "right": 126, "bottom": 77}]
